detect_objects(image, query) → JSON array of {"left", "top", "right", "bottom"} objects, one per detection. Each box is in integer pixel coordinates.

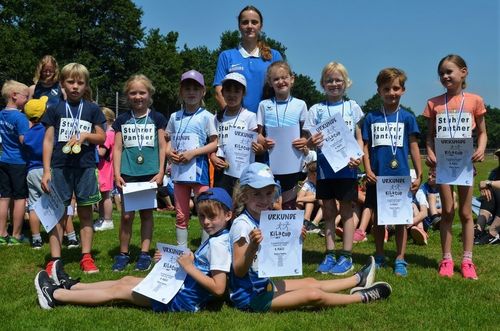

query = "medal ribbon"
[
  {"left": 382, "top": 106, "right": 400, "bottom": 160},
  {"left": 444, "top": 92, "right": 465, "bottom": 138},
  {"left": 132, "top": 109, "right": 150, "bottom": 152},
  {"left": 174, "top": 107, "right": 202, "bottom": 150},
  {"left": 65, "top": 100, "right": 83, "bottom": 141},
  {"left": 274, "top": 97, "right": 291, "bottom": 127}
]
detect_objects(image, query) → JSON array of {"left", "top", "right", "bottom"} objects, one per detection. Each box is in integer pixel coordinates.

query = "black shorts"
[
  {"left": 275, "top": 173, "right": 302, "bottom": 192},
  {"left": 316, "top": 178, "right": 358, "bottom": 201},
  {"left": 364, "top": 184, "right": 377, "bottom": 209},
  {"left": 0, "top": 162, "right": 28, "bottom": 199}
]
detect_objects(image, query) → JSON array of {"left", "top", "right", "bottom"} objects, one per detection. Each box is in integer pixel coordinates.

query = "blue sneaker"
[
  {"left": 394, "top": 259, "right": 408, "bottom": 277},
  {"left": 316, "top": 254, "right": 336, "bottom": 274},
  {"left": 135, "top": 253, "right": 152, "bottom": 271},
  {"left": 374, "top": 255, "right": 386, "bottom": 269},
  {"left": 112, "top": 254, "right": 130, "bottom": 272},
  {"left": 330, "top": 256, "right": 354, "bottom": 275}
]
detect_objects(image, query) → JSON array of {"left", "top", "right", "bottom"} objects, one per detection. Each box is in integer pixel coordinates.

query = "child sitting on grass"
[{"left": 34, "top": 188, "right": 232, "bottom": 312}]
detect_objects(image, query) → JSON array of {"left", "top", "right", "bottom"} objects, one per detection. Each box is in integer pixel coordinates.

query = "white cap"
[{"left": 222, "top": 72, "right": 247, "bottom": 88}]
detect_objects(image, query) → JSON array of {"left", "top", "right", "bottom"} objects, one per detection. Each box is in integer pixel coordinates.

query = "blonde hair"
[
  {"left": 376, "top": 68, "right": 407, "bottom": 89},
  {"left": 101, "top": 107, "right": 115, "bottom": 123},
  {"left": 321, "top": 62, "right": 353, "bottom": 89},
  {"left": 266, "top": 61, "right": 293, "bottom": 84},
  {"left": 232, "top": 181, "right": 278, "bottom": 216},
  {"left": 33, "top": 55, "right": 59, "bottom": 84},
  {"left": 123, "top": 74, "right": 155, "bottom": 107},
  {"left": 178, "top": 79, "right": 206, "bottom": 109},
  {"left": 60, "top": 63, "right": 93, "bottom": 100},
  {"left": 1, "top": 80, "right": 29, "bottom": 100}
]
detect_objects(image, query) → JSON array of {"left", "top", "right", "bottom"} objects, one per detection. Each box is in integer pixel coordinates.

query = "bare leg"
[
  {"left": 395, "top": 225, "right": 407, "bottom": 260},
  {"left": 457, "top": 186, "right": 474, "bottom": 254},
  {"left": 50, "top": 216, "right": 67, "bottom": 258},
  {"left": 77, "top": 205, "right": 94, "bottom": 254},
  {"left": 438, "top": 184, "right": 455, "bottom": 256},
  {"left": 11, "top": 198, "right": 26, "bottom": 239},
  {"left": 119, "top": 210, "right": 135, "bottom": 253},
  {"left": 139, "top": 209, "right": 153, "bottom": 252},
  {"left": 340, "top": 200, "right": 354, "bottom": 252},
  {"left": 0, "top": 198, "right": 11, "bottom": 236},
  {"left": 29, "top": 210, "right": 41, "bottom": 237},
  {"left": 322, "top": 199, "right": 338, "bottom": 251}
]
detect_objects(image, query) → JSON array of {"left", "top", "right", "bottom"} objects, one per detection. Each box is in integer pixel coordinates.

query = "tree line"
[{"left": 1, "top": 0, "right": 498, "bottom": 148}]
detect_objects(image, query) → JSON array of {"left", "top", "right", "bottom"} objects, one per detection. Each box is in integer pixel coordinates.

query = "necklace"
[
  {"left": 131, "top": 109, "right": 150, "bottom": 164},
  {"left": 382, "top": 106, "right": 400, "bottom": 169},
  {"left": 274, "top": 96, "right": 291, "bottom": 127},
  {"left": 444, "top": 92, "right": 465, "bottom": 138},
  {"left": 174, "top": 106, "right": 202, "bottom": 150}
]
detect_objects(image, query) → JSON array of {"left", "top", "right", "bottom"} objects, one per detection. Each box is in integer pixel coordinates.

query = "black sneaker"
[
  {"left": 431, "top": 215, "right": 441, "bottom": 230},
  {"left": 66, "top": 238, "right": 80, "bottom": 249},
  {"left": 350, "top": 256, "right": 375, "bottom": 293},
  {"left": 32, "top": 239, "right": 43, "bottom": 250},
  {"left": 34, "top": 271, "right": 58, "bottom": 309},
  {"left": 304, "top": 220, "right": 321, "bottom": 234},
  {"left": 475, "top": 232, "right": 500, "bottom": 245},
  {"left": 351, "top": 282, "right": 392, "bottom": 303},
  {"left": 52, "top": 260, "right": 80, "bottom": 289}
]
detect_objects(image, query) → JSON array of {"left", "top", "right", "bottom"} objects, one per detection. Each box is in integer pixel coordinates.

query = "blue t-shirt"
[
  {"left": 113, "top": 109, "right": 167, "bottom": 177},
  {"left": 0, "top": 108, "right": 29, "bottom": 164},
  {"left": 41, "top": 99, "right": 106, "bottom": 168},
  {"left": 151, "top": 229, "right": 231, "bottom": 312},
  {"left": 213, "top": 47, "right": 283, "bottom": 113},
  {"left": 166, "top": 108, "right": 217, "bottom": 185},
  {"left": 228, "top": 210, "right": 271, "bottom": 310},
  {"left": 304, "top": 100, "right": 364, "bottom": 179},
  {"left": 23, "top": 123, "right": 45, "bottom": 171},
  {"left": 361, "top": 108, "right": 419, "bottom": 176},
  {"left": 33, "top": 82, "right": 64, "bottom": 110}
]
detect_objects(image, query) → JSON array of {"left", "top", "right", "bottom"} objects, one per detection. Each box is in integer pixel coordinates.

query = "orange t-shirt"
[{"left": 423, "top": 92, "right": 486, "bottom": 138}]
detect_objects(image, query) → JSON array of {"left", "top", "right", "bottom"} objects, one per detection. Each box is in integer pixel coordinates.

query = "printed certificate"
[
  {"left": 435, "top": 138, "right": 473, "bottom": 186},
  {"left": 376, "top": 176, "right": 413, "bottom": 225}
]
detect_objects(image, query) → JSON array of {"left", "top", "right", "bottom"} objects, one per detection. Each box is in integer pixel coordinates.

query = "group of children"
[{"left": 0, "top": 52, "right": 488, "bottom": 313}]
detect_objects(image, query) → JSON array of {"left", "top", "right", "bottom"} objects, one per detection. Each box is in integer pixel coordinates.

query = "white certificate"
[
  {"left": 258, "top": 210, "right": 304, "bottom": 278},
  {"left": 122, "top": 181, "right": 158, "bottom": 212},
  {"left": 33, "top": 182, "right": 65, "bottom": 233},
  {"left": 266, "top": 124, "right": 303, "bottom": 175},
  {"left": 224, "top": 128, "right": 257, "bottom": 178},
  {"left": 171, "top": 133, "right": 199, "bottom": 182},
  {"left": 313, "top": 112, "right": 363, "bottom": 172},
  {"left": 435, "top": 138, "right": 473, "bottom": 186},
  {"left": 133, "top": 243, "right": 188, "bottom": 304},
  {"left": 376, "top": 176, "right": 413, "bottom": 225}
]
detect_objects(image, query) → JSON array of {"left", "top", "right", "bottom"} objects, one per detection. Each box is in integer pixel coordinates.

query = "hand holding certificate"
[
  {"left": 258, "top": 210, "right": 304, "bottom": 278},
  {"left": 313, "top": 112, "right": 363, "bottom": 172},
  {"left": 171, "top": 133, "right": 199, "bottom": 182},
  {"left": 133, "top": 243, "right": 188, "bottom": 304}
]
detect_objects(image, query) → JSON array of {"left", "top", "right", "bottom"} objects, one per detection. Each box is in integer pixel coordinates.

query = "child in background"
[
  {"left": 362, "top": 68, "right": 422, "bottom": 276},
  {"left": 304, "top": 62, "right": 364, "bottom": 275},
  {"left": 423, "top": 54, "right": 487, "bottom": 279},
  {"left": 257, "top": 61, "right": 308, "bottom": 210},
  {"left": 229, "top": 162, "right": 391, "bottom": 312},
  {"left": 419, "top": 168, "right": 444, "bottom": 230},
  {"left": 28, "top": 55, "right": 65, "bottom": 108},
  {"left": 296, "top": 161, "right": 323, "bottom": 234},
  {"left": 23, "top": 96, "right": 49, "bottom": 248},
  {"left": 210, "top": 72, "right": 259, "bottom": 195},
  {"left": 41, "top": 63, "right": 106, "bottom": 274},
  {"left": 166, "top": 70, "right": 218, "bottom": 246},
  {"left": 409, "top": 187, "right": 429, "bottom": 245},
  {"left": 0, "top": 80, "right": 30, "bottom": 245},
  {"left": 112, "top": 75, "right": 167, "bottom": 271},
  {"left": 35, "top": 187, "right": 233, "bottom": 312},
  {"left": 94, "top": 107, "right": 116, "bottom": 232}
]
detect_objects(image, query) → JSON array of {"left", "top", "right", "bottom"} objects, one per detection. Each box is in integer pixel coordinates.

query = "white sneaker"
[{"left": 94, "top": 219, "right": 114, "bottom": 231}]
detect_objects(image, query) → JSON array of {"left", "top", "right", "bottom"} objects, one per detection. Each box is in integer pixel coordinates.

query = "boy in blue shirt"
[
  {"left": 361, "top": 68, "right": 422, "bottom": 277},
  {"left": 41, "top": 63, "right": 106, "bottom": 274},
  {"left": 0, "top": 80, "right": 30, "bottom": 245}
]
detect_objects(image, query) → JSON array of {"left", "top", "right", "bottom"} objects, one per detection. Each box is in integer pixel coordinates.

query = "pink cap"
[{"left": 181, "top": 70, "right": 205, "bottom": 86}]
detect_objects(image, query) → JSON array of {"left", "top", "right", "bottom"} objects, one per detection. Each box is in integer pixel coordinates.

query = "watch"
[{"left": 486, "top": 180, "right": 492, "bottom": 188}]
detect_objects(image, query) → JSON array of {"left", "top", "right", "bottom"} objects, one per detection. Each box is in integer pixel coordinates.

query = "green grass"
[{"left": 1, "top": 157, "right": 499, "bottom": 330}]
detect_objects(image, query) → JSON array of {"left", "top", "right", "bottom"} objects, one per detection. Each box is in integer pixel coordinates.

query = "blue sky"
[{"left": 133, "top": 0, "right": 499, "bottom": 114}]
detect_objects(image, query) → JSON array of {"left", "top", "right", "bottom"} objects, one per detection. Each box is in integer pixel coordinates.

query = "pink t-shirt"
[
  {"left": 423, "top": 92, "right": 486, "bottom": 138},
  {"left": 98, "top": 129, "right": 115, "bottom": 192}
]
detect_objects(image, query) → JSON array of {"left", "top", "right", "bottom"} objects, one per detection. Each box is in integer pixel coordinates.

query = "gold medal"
[
  {"left": 62, "top": 144, "right": 71, "bottom": 154},
  {"left": 71, "top": 144, "right": 81, "bottom": 154},
  {"left": 390, "top": 159, "right": 399, "bottom": 169},
  {"left": 136, "top": 154, "right": 144, "bottom": 164}
]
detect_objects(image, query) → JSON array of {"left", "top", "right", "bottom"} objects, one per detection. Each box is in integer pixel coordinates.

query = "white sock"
[{"left": 176, "top": 228, "right": 188, "bottom": 247}]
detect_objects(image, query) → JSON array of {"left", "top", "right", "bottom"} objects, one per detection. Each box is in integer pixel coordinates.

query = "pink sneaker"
[
  {"left": 353, "top": 229, "right": 367, "bottom": 243},
  {"left": 461, "top": 261, "right": 478, "bottom": 280},
  {"left": 438, "top": 259, "right": 454, "bottom": 278},
  {"left": 410, "top": 226, "right": 428, "bottom": 245}
]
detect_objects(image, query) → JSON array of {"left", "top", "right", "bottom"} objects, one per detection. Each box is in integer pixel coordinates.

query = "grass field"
[{"left": 1, "top": 156, "right": 499, "bottom": 331}]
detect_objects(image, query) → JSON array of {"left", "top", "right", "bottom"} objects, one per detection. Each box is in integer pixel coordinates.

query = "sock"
[
  {"left": 443, "top": 252, "right": 452, "bottom": 260},
  {"left": 200, "top": 230, "right": 209, "bottom": 244},
  {"left": 354, "top": 273, "right": 362, "bottom": 286},
  {"left": 104, "top": 219, "right": 113, "bottom": 223},
  {"left": 66, "top": 231, "right": 77, "bottom": 241},
  {"left": 340, "top": 250, "right": 352, "bottom": 260},
  {"left": 32, "top": 233, "right": 42, "bottom": 242},
  {"left": 176, "top": 228, "right": 188, "bottom": 247},
  {"left": 120, "top": 252, "right": 129, "bottom": 256},
  {"left": 462, "top": 251, "right": 473, "bottom": 262},
  {"left": 326, "top": 250, "right": 335, "bottom": 257}
]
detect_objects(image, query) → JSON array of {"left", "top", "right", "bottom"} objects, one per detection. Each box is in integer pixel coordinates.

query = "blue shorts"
[
  {"left": 0, "top": 162, "right": 28, "bottom": 199},
  {"left": 249, "top": 281, "right": 275, "bottom": 312},
  {"left": 52, "top": 167, "right": 101, "bottom": 206}
]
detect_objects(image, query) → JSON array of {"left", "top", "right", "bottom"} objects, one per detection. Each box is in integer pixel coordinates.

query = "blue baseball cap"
[
  {"left": 196, "top": 187, "right": 232, "bottom": 210},
  {"left": 240, "top": 162, "right": 280, "bottom": 189}
]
